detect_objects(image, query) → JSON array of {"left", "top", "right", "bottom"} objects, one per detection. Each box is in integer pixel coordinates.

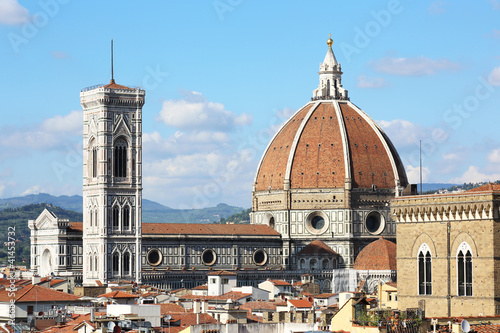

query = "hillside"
[
  {"left": 0, "top": 203, "right": 83, "bottom": 266},
  {"left": 0, "top": 194, "right": 243, "bottom": 223}
]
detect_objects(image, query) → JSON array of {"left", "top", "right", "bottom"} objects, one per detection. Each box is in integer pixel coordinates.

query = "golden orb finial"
[{"left": 327, "top": 33, "right": 333, "bottom": 47}]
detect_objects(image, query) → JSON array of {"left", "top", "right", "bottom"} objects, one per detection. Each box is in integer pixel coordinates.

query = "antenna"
[
  {"left": 420, "top": 140, "right": 423, "bottom": 195},
  {"left": 111, "top": 39, "right": 114, "bottom": 83}
]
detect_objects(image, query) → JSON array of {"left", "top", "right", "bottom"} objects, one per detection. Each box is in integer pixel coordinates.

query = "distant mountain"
[
  {"left": 0, "top": 193, "right": 83, "bottom": 212},
  {"left": 0, "top": 193, "right": 243, "bottom": 224},
  {"left": 421, "top": 183, "right": 460, "bottom": 192}
]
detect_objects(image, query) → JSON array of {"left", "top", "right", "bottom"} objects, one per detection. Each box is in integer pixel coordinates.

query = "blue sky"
[{"left": 0, "top": 0, "right": 499, "bottom": 209}]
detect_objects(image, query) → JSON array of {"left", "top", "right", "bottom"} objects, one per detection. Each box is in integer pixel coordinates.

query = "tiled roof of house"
[
  {"left": 192, "top": 284, "right": 208, "bottom": 290},
  {"left": 49, "top": 279, "right": 66, "bottom": 287},
  {"left": 160, "top": 303, "right": 185, "bottom": 314},
  {"left": 297, "top": 240, "right": 337, "bottom": 256},
  {"left": 0, "top": 285, "right": 80, "bottom": 302},
  {"left": 267, "top": 279, "right": 291, "bottom": 286},
  {"left": 0, "top": 278, "right": 31, "bottom": 288},
  {"left": 142, "top": 223, "right": 280, "bottom": 236},
  {"left": 466, "top": 183, "right": 500, "bottom": 193},
  {"left": 353, "top": 237, "right": 397, "bottom": 270},
  {"left": 167, "top": 313, "right": 218, "bottom": 329},
  {"left": 289, "top": 299, "right": 313, "bottom": 308},
  {"left": 315, "top": 293, "right": 337, "bottom": 299},
  {"left": 240, "top": 301, "right": 277, "bottom": 311},
  {"left": 98, "top": 290, "right": 137, "bottom": 299},
  {"left": 67, "top": 222, "right": 83, "bottom": 232}
]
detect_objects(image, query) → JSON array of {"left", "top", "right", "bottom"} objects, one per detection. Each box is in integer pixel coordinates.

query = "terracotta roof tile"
[
  {"left": 267, "top": 280, "right": 291, "bottom": 286},
  {"left": 315, "top": 293, "right": 337, "bottom": 299},
  {"left": 67, "top": 222, "right": 83, "bottom": 232},
  {"left": 98, "top": 290, "right": 137, "bottom": 299},
  {"left": 143, "top": 223, "right": 280, "bottom": 236},
  {"left": 297, "top": 240, "right": 337, "bottom": 255},
  {"left": 466, "top": 183, "right": 500, "bottom": 193},
  {"left": 103, "top": 79, "right": 133, "bottom": 90},
  {"left": 0, "top": 285, "right": 80, "bottom": 302},
  {"left": 255, "top": 101, "right": 407, "bottom": 191},
  {"left": 353, "top": 237, "right": 396, "bottom": 270},
  {"left": 160, "top": 303, "right": 185, "bottom": 314},
  {"left": 192, "top": 285, "right": 208, "bottom": 290},
  {"left": 239, "top": 301, "right": 277, "bottom": 311},
  {"left": 288, "top": 299, "right": 313, "bottom": 308}
]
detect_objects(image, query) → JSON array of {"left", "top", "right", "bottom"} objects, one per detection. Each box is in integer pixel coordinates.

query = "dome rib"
[
  {"left": 284, "top": 102, "right": 320, "bottom": 185},
  {"left": 333, "top": 101, "right": 351, "bottom": 186}
]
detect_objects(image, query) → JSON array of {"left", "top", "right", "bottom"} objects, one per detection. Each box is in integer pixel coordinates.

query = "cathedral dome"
[
  {"left": 353, "top": 237, "right": 396, "bottom": 270},
  {"left": 253, "top": 40, "right": 407, "bottom": 194}
]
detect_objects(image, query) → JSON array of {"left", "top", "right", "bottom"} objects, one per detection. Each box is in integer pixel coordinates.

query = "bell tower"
[{"left": 80, "top": 51, "right": 145, "bottom": 285}]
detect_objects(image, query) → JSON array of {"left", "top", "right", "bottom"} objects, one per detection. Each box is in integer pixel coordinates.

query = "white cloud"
[
  {"left": 405, "top": 165, "right": 430, "bottom": 184},
  {"left": 41, "top": 110, "right": 81, "bottom": 133},
  {"left": 428, "top": 1, "right": 447, "bottom": 14},
  {"left": 357, "top": 75, "right": 387, "bottom": 88},
  {"left": 378, "top": 119, "right": 428, "bottom": 146},
  {"left": 488, "top": 66, "right": 500, "bottom": 86},
  {"left": 156, "top": 90, "right": 252, "bottom": 131},
  {"left": 0, "top": 0, "right": 29, "bottom": 25},
  {"left": 21, "top": 185, "right": 41, "bottom": 196},
  {"left": 0, "top": 111, "right": 82, "bottom": 150},
  {"left": 487, "top": 148, "right": 500, "bottom": 163},
  {"left": 450, "top": 165, "right": 500, "bottom": 183},
  {"left": 372, "top": 56, "right": 460, "bottom": 76}
]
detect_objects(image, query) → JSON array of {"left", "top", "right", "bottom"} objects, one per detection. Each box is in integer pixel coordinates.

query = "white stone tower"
[{"left": 80, "top": 73, "right": 145, "bottom": 285}]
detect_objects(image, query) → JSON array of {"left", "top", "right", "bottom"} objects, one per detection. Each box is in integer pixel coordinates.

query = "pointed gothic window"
[
  {"left": 112, "top": 206, "right": 119, "bottom": 229},
  {"left": 418, "top": 244, "right": 432, "bottom": 295},
  {"left": 94, "top": 209, "right": 98, "bottom": 228},
  {"left": 123, "top": 252, "right": 130, "bottom": 275},
  {"left": 89, "top": 139, "right": 97, "bottom": 179},
  {"left": 112, "top": 252, "right": 119, "bottom": 274},
  {"left": 327, "top": 79, "right": 330, "bottom": 97},
  {"left": 89, "top": 255, "right": 93, "bottom": 271},
  {"left": 114, "top": 139, "right": 128, "bottom": 178},
  {"left": 94, "top": 255, "right": 98, "bottom": 274},
  {"left": 123, "top": 206, "right": 130, "bottom": 230},
  {"left": 457, "top": 242, "right": 473, "bottom": 296}
]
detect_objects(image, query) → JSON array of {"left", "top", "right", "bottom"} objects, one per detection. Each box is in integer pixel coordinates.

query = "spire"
[
  {"left": 312, "top": 34, "right": 348, "bottom": 101},
  {"left": 110, "top": 39, "right": 115, "bottom": 84}
]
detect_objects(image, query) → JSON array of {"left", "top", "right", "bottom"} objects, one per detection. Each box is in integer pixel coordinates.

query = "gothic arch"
[
  {"left": 411, "top": 233, "right": 438, "bottom": 257},
  {"left": 451, "top": 232, "right": 479, "bottom": 257}
]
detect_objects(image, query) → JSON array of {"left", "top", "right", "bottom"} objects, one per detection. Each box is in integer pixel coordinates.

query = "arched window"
[
  {"left": 112, "top": 206, "right": 119, "bottom": 229},
  {"left": 269, "top": 217, "right": 275, "bottom": 229},
  {"left": 299, "top": 258, "right": 306, "bottom": 270},
  {"left": 89, "top": 209, "right": 93, "bottom": 227},
  {"left": 418, "top": 243, "right": 432, "bottom": 295},
  {"left": 457, "top": 242, "right": 473, "bottom": 296},
  {"left": 94, "top": 209, "right": 98, "bottom": 227},
  {"left": 114, "top": 139, "right": 128, "bottom": 178},
  {"left": 326, "top": 79, "right": 331, "bottom": 96},
  {"left": 89, "top": 139, "right": 97, "bottom": 179},
  {"left": 322, "top": 259, "right": 329, "bottom": 270},
  {"left": 112, "top": 253, "right": 119, "bottom": 274},
  {"left": 94, "top": 255, "right": 98, "bottom": 274},
  {"left": 310, "top": 259, "right": 317, "bottom": 270},
  {"left": 123, "top": 206, "right": 130, "bottom": 230},
  {"left": 89, "top": 255, "right": 93, "bottom": 271},
  {"left": 123, "top": 252, "right": 130, "bottom": 275}
]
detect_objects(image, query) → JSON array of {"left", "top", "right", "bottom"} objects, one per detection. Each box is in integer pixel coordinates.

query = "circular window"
[
  {"left": 305, "top": 212, "right": 328, "bottom": 234},
  {"left": 253, "top": 249, "right": 268, "bottom": 266},
  {"left": 311, "top": 216, "right": 325, "bottom": 230},
  {"left": 365, "top": 211, "right": 385, "bottom": 235},
  {"left": 147, "top": 248, "right": 163, "bottom": 266},
  {"left": 201, "top": 249, "right": 217, "bottom": 266}
]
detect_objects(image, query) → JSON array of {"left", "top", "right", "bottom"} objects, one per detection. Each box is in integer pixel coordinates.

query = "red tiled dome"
[
  {"left": 254, "top": 101, "right": 407, "bottom": 191},
  {"left": 353, "top": 237, "right": 396, "bottom": 270}
]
